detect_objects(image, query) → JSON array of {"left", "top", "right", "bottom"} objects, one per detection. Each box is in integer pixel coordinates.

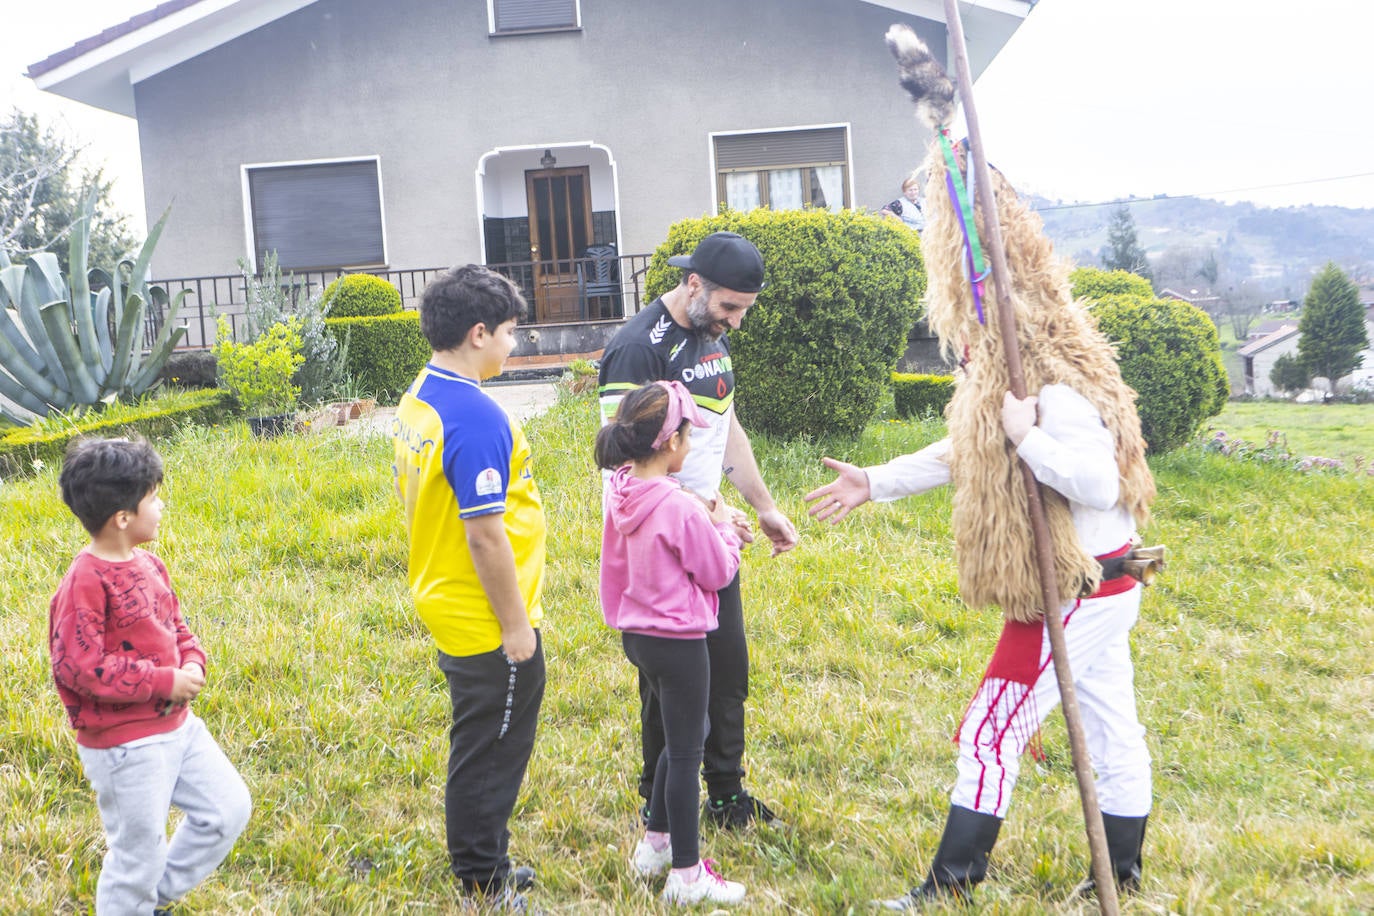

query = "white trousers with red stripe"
[{"left": 951, "top": 586, "right": 1152, "bottom": 820}]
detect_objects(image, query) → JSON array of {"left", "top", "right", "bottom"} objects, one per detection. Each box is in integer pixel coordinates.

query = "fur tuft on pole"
[{"left": 885, "top": 23, "right": 956, "bottom": 129}]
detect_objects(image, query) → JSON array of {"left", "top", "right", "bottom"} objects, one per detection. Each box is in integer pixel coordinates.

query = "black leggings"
[
  {"left": 623, "top": 632, "right": 710, "bottom": 869},
  {"left": 639, "top": 573, "right": 747, "bottom": 801}
]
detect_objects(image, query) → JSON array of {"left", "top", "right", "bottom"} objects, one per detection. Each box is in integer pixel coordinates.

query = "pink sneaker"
[
  {"left": 661, "top": 859, "right": 746, "bottom": 906},
  {"left": 631, "top": 836, "right": 673, "bottom": 876}
]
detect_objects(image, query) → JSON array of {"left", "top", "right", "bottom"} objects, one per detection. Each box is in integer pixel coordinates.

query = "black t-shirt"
[{"left": 597, "top": 298, "right": 734, "bottom": 495}]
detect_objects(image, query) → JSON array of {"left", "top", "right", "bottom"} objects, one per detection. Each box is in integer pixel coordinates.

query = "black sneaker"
[
  {"left": 706, "top": 790, "right": 780, "bottom": 829},
  {"left": 461, "top": 867, "right": 537, "bottom": 903}
]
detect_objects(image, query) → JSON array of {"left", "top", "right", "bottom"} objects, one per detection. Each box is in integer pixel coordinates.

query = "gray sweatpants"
[{"left": 77, "top": 712, "right": 252, "bottom": 915}]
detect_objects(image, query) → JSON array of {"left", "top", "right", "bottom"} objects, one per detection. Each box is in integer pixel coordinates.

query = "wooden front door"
[{"left": 526, "top": 166, "right": 592, "bottom": 322}]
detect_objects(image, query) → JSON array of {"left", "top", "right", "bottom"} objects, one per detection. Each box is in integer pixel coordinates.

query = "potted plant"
[
  {"left": 560, "top": 357, "right": 599, "bottom": 396},
  {"left": 212, "top": 316, "right": 305, "bottom": 437}
]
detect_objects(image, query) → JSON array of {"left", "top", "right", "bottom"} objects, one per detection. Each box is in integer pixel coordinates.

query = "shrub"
[
  {"left": 325, "top": 313, "right": 429, "bottom": 402},
  {"left": 240, "top": 253, "right": 348, "bottom": 403},
  {"left": 1269, "top": 352, "right": 1310, "bottom": 395},
  {"left": 160, "top": 350, "right": 219, "bottom": 389},
  {"left": 644, "top": 208, "right": 925, "bottom": 440},
  {"left": 212, "top": 316, "right": 304, "bottom": 416},
  {"left": 320, "top": 274, "right": 402, "bottom": 318},
  {"left": 892, "top": 372, "right": 953, "bottom": 419},
  {"left": 1087, "top": 292, "right": 1229, "bottom": 453},
  {"left": 0, "top": 388, "right": 234, "bottom": 478},
  {"left": 1069, "top": 266, "right": 1154, "bottom": 302}
]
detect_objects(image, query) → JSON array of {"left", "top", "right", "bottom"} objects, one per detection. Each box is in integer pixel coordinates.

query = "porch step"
[{"left": 496, "top": 350, "right": 604, "bottom": 382}]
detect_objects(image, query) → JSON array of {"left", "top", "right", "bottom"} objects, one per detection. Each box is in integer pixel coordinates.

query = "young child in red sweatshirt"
[
  {"left": 49, "top": 437, "right": 250, "bottom": 915},
  {"left": 596, "top": 380, "right": 747, "bottom": 907}
]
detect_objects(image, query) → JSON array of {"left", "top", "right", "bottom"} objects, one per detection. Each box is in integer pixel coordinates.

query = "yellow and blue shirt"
[{"left": 392, "top": 364, "right": 545, "bottom": 657}]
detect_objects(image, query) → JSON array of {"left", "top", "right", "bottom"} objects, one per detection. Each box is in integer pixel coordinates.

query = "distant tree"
[
  {"left": 0, "top": 108, "right": 136, "bottom": 272},
  {"left": 1223, "top": 281, "right": 1266, "bottom": 340},
  {"left": 1269, "top": 352, "right": 1310, "bottom": 395},
  {"left": 1297, "top": 262, "right": 1368, "bottom": 396},
  {"left": 1100, "top": 204, "right": 1153, "bottom": 285},
  {"left": 1195, "top": 250, "right": 1220, "bottom": 288},
  {"left": 1152, "top": 244, "right": 1206, "bottom": 293}
]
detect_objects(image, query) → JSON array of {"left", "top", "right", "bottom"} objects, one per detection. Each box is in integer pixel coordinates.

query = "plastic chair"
[{"left": 578, "top": 243, "right": 621, "bottom": 318}]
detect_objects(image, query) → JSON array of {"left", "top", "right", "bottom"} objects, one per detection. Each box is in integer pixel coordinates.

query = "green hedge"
[
  {"left": 644, "top": 208, "right": 925, "bottom": 440},
  {"left": 1069, "top": 267, "right": 1155, "bottom": 301},
  {"left": 0, "top": 389, "right": 235, "bottom": 478},
  {"left": 892, "top": 372, "right": 953, "bottom": 419},
  {"left": 325, "top": 313, "right": 429, "bottom": 402},
  {"left": 320, "top": 274, "right": 403, "bottom": 318},
  {"left": 1072, "top": 267, "right": 1229, "bottom": 453}
]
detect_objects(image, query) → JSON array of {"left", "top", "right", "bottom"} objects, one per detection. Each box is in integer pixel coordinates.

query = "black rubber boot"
[
  {"left": 876, "top": 805, "right": 1003, "bottom": 910},
  {"left": 1074, "top": 812, "right": 1148, "bottom": 897}
]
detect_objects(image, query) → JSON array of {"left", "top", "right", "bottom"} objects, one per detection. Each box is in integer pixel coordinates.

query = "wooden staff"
[{"left": 940, "top": 2, "right": 1119, "bottom": 912}]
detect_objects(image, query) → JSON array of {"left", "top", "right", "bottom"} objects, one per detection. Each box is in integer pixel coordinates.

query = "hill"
[{"left": 1031, "top": 195, "right": 1374, "bottom": 299}]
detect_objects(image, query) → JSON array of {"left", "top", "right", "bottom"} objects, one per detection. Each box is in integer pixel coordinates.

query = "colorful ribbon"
[{"left": 938, "top": 129, "right": 989, "bottom": 325}]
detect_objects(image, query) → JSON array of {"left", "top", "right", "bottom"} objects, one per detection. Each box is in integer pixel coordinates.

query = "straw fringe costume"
[{"left": 870, "top": 24, "right": 1156, "bottom": 909}]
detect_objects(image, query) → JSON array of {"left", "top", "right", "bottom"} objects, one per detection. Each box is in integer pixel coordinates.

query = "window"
[
  {"left": 490, "top": 0, "right": 579, "bottom": 34},
  {"left": 245, "top": 158, "right": 386, "bottom": 272},
  {"left": 713, "top": 127, "right": 850, "bottom": 213}
]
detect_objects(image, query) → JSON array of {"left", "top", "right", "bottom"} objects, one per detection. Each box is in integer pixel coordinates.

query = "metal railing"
[{"left": 151, "top": 254, "right": 654, "bottom": 348}]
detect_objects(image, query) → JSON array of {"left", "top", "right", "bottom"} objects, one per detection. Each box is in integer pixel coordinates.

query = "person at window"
[{"left": 880, "top": 170, "right": 925, "bottom": 231}]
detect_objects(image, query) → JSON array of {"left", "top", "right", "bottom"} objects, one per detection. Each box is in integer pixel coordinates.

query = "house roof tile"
[{"left": 26, "top": 0, "right": 206, "bottom": 79}]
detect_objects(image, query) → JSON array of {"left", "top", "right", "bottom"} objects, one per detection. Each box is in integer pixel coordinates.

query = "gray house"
[{"left": 29, "top": 0, "right": 1031, "bottom": 350}]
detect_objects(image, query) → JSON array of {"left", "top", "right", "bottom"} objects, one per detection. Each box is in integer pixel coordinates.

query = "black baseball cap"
[{"left": 667, "top": 231, "right": 766, "bottom": 293}]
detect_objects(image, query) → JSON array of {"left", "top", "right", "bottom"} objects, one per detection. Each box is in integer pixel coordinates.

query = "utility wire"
[{"left": 1031, "top": 171, "right": 1374, "bottom": 212}]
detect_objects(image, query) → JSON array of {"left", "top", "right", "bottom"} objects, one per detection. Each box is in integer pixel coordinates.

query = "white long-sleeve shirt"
[{"left": 864, "top": 383, "right": 1136, "bottom": 556}]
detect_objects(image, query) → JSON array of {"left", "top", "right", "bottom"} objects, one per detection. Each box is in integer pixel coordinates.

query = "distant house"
[
  {"left": 1238, "top": 303, "right": 1374, "bottom": 397},
  {"left": 1248, "top": 318, "right": 1295, "bottom": 340},
  {"left": 1157, "top": 288, "right": 1222, "bottom": 313},
  {"left": 28, "top": 0, "right": 1032, "bottom": 351},
  {"left": 1346, "top": 303, "right": 1374, "bottom": 392},
  {"left": 1238, "top": 324, "right": 1299, "bottom": 397}
]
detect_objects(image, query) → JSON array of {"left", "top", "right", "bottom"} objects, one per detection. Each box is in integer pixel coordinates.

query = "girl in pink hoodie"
[{"left": 596, "top": 380, "right": 747, "bottom": 907}]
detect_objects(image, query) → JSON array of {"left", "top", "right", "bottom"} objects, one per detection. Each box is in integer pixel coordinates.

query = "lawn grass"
[
  {"left": 2, "top": 397, "right": 1371, "bottom": 914},
  {"left": 1203, "top": 400, "right": 1374, "bottom": 467}
]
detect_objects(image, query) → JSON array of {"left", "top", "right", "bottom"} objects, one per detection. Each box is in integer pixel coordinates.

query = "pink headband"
[{"left": 651, "top": 380, "right": 708, "bottom": 448}]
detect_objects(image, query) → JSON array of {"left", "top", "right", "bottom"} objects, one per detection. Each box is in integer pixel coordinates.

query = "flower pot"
[{"left": 248, "top": 413, "right": 293, "bottom": 438}]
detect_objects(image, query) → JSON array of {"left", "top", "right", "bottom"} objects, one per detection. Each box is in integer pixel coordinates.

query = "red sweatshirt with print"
[{"left": 48, "top": 549, "right": 207, "bottom": 749}]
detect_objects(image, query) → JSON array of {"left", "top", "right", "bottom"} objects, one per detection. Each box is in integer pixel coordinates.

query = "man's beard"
[{"left": 686, "top": 289, "right": 722, "bottom": 341}]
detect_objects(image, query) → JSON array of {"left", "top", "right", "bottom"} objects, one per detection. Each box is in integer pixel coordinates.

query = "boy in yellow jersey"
[{"left": 391, "top": 265, "right": 546, "bottom": 912}]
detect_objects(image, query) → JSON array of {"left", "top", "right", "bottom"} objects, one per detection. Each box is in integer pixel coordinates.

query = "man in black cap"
[{"left": 598, "top": 231, "right": 799, "bottom": 828}]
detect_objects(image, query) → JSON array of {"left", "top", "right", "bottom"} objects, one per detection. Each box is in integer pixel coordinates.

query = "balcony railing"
[{"left": 150, "top": 253, "right": 654, "bottom": 348}]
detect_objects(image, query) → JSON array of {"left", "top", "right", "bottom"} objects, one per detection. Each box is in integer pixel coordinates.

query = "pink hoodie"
[{"left": 601, "top": 464, "right": 742, "bottom": 639}]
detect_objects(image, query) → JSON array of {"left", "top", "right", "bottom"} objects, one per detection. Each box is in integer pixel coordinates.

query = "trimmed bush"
[
  {"left": 325, "top": 313, "right": 429, "bottom": 402},
  {"left": 1081, "top": 290, "right": 1228, "bottom": 453},
  {"left": 1069, "top": 266, "right": 1155, "bottom": 301},
  {"left": 320, "top": 274, "right": 402, "bottom": 318},
  {"left": 644, "top": 208, "right": 925, "bottom": 440},
  {"left": 892, "top": 372, "right": 953, "bottom": 419},
  {"left": 0, "top": 389, "right": 234, "bottom": 478}
]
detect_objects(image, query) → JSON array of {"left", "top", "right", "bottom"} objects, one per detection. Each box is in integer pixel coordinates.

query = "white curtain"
[
  {"left": 768, "top": 168, "right": 804, "bottom": 210},
  {"left": 724, "top": 172, "right": 761, "bottom": 211},
  {"left": 814, "top": 166, "right": 844, "bottom": 212}
]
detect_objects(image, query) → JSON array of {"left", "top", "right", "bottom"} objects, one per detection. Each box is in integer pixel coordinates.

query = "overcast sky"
[{"left": 6, "top": 0, "right": 1374, "bottom": 238}]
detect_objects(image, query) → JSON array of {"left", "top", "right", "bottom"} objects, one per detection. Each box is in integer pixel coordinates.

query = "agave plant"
[{"left": 0, "top": 189, "right": 185, "bottom": 425}]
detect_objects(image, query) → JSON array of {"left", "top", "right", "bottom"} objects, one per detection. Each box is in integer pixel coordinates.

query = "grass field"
[
  {"left": 1, "top": 396, "right": 1370, "bottom": 914},
  {"left": 1204, "top": 401, "right": 1373, "bottom": 467}
]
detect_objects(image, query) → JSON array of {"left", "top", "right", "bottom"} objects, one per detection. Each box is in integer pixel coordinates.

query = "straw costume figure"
[{"left": 806, "top": 24, "right": 1158, "bottom": 909}]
